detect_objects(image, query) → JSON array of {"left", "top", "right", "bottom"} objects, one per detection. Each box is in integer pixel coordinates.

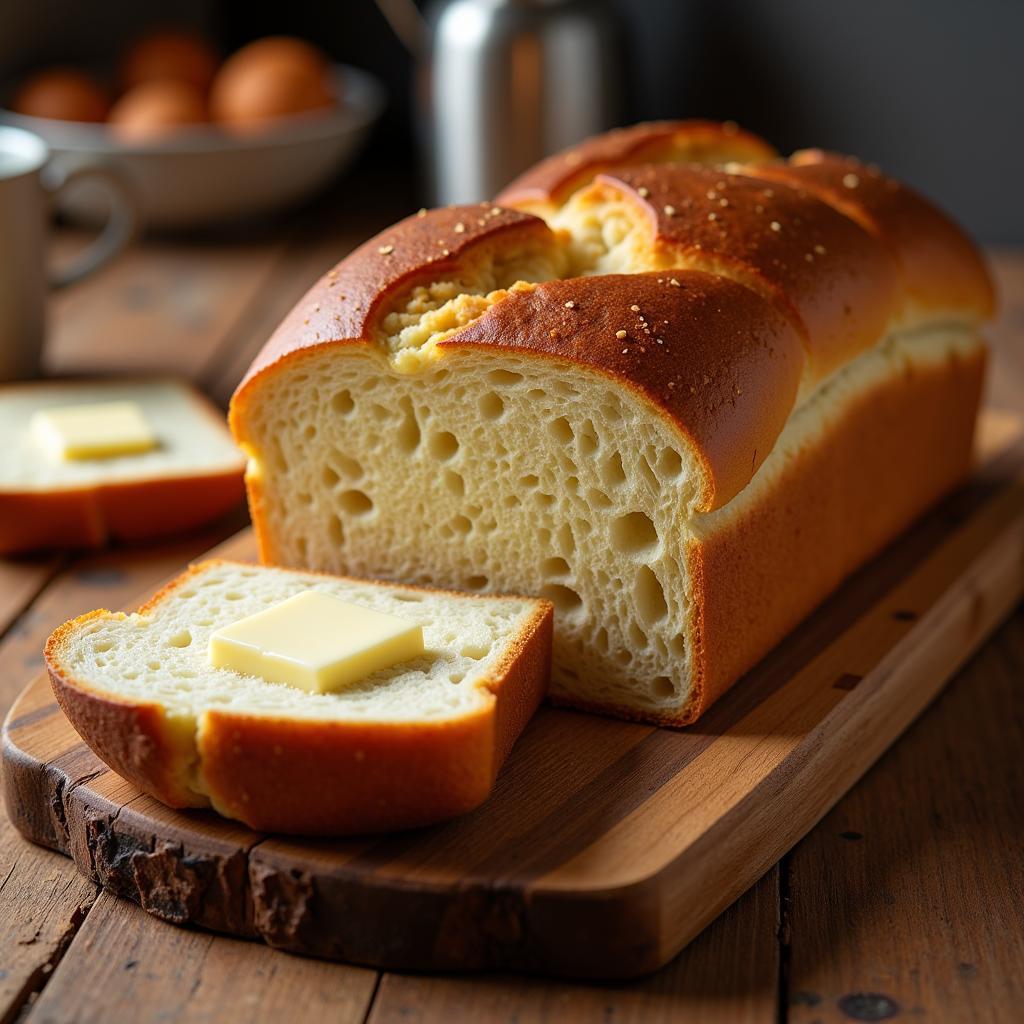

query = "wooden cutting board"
[{"left": 4, "top": 410, "right": 1024, "bottom": 981}]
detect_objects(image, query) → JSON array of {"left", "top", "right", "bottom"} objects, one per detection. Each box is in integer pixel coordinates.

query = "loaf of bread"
[
  {"left": 229, "top": 120, "right": 994, "bottom": 725},
  {"left": 45, "top": 559, "right": 551, "bottom": 833},
  {"left": 0, "top": 378, "right": 245, "bottom": 554}
]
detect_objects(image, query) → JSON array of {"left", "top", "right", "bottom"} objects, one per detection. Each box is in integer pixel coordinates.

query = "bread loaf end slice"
[{"left": 44, "top": 559, "right": 552, "bottom": 835}]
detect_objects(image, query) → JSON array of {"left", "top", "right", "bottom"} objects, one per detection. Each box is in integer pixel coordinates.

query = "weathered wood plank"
[
  {"left": 0, "top": 843, "right": 97, "bottom": 1024},
  {"left": 0, "top": 523, "right": 247, "bottom": 1024},
  {"left": 47, "top": 230, "right": 292, "bottom": 383},
  {"left": 368, "top": 867, "right": 779, "bottom": 1024},
  {"left": 0, "top": 558, "right": 62, "bottom": 643},
  {"left": 24, "top": 891, "right": 378, "bottom": 1024},
  {"left": 785, "top": 609, "right": 1024, "bottom": 1023},
  {"left": 4, "top": 412, "right": 1022, "bottom": 981}
]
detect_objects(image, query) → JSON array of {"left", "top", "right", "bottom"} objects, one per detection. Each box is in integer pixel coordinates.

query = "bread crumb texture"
[
  {"left": 60, "top": 560, "right": 536, "bottom": 723},
  {"left": 232, "top": 125, "right": 991, "bottom": 723}
]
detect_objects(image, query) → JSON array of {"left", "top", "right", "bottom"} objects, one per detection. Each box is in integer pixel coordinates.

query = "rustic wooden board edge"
[{"left": 3, "top": 437, "right": 1024, "bottom": 981}]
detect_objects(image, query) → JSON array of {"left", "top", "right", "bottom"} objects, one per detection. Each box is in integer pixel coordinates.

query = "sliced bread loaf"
[
  {"left": 229, "top": 122, "right": 992, "bottom": 727},
  {"left": 45, "top": 559, "right": 552, "bottom": 834},
  {"left": 0, "top": 378, "right": 245, "bottom": 554}
]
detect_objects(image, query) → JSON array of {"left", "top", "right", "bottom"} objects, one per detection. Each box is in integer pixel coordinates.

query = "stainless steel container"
[{"left": 420, "top": 0, "right": 620, "bottom": 204}]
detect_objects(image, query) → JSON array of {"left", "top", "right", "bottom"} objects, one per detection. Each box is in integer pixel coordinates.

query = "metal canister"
[{"left": 419, "top": 0, "right": 620, "bottom": 205}]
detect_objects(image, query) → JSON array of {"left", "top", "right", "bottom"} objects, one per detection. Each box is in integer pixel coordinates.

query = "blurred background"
[{"left": 1, "top": 0, "right": 1021, "bottom": 241}]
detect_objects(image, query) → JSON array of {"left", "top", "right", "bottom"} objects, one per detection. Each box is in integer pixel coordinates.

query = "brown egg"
[
  {"left": 12, "top": 68, "right": 110, "bottom": 123},
  {"left": 107, "top": 80, "right": 208, "bottom": 141},
  {"left": 210, "top": 36, "right": 334, "bottom": 131},
  {"left": 120, "top": 28, "right": 219, "bottom": 92}
]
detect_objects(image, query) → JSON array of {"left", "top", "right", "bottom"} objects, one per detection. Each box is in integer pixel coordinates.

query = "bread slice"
[
  {"left": 229, "top": 124, "right": 993, "bottom": 727},
  {"left": 45, "top": 559, "right": 552, "bottom": 834},
  {"left": 0, "top": 378, "right": 245, "bottom": 554}
]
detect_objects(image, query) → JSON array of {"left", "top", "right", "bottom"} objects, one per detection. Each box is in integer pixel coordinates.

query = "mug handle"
[{"left": 44, "top": 164, "right": 139, "bottom": 289}]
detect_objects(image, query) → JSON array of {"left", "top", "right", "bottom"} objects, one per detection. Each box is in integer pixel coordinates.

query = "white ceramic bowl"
[{"left": 0, "top": 65, "right": 385, "bottom": 230}]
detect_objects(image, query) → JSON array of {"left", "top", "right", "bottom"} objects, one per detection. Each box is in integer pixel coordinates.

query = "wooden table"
[{"left": 1, "top": 187, "right": 1021, "bottom": 1022}]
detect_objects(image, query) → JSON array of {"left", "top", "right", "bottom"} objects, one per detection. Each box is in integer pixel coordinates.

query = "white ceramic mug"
[{"left": 0, "top": 125, "right": 136, "bottom": 381}]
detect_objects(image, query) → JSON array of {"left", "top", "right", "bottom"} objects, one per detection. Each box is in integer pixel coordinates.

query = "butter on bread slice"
[
  {"left": 0, "top": 378, "right": 245, "bottom": 553},
  {"left": 44, "top": 559, "right": 552, "bottom": 835}
]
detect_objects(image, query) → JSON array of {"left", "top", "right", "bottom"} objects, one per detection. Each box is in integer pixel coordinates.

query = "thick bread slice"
[
  {"left": 0, "top": 378, "right": 245, "bottom": 554},
  {"left": 45, "top": 559, "right": 552, "bottom": 834},
  {"left": 229, "top": 123, "right": 993, "bottom": 726}
]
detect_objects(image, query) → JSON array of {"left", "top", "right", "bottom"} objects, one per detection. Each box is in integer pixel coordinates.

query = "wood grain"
[
  {"left": 4, "top": 413, "right": 1022, "bottom": 981},
  {"left": 784, "top": 612, "right": 1024, "bottom": 1024},
  {"left": 368, "top": 867, "right": 779, "bottom": 1024},
  {"left": 47, "top": 231, "right": 290, "bottom": 382},
  {"left": 0, "top": 525, "right": 248, "bottom": 1024},
  {"left": 25, "top": 891, "right": 378, "bottom": 1024}
]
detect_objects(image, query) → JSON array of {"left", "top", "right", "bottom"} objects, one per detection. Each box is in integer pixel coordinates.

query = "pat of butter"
[
  {"left": 31, "top": 401, "right": 158, "bottom": 460},
  {"left": 208, "top": 590, "right": 424, "bottom": 693}
]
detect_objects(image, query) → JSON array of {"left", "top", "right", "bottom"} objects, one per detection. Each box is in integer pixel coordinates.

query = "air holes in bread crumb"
[
  {"left": 611, "top": 511, "right": 659, "bottom": 555},
  {"left": 520, "top": 474, "right": 540, "bottom": 489},
  {"left": 549, "top": 417, "right": 573, "bottom": 444},
  {"left": 443, "top": 470, "right": 464, "bottom": 496},
  {"left": 579, "top": 421, "right": 599, "bottom": 456},
  {"left": 652, "top": 676, "right": 676, "bottom": 699},
  {"left": 542, "top": 556, "right": 571, "bottom": 577},
  {"left": 466, "top": 575, "right": 488, "bottom": 590},
  {"left": 331, "top": 389, "right": 355, "bottom": 415},
  {"left": 461, "top": 642, "right": 489, "bottom": 659},
  {"left": 628, "top": 623, "right": 647, "bottom": 649},
  {"left": 595, "top": 627, "right": 610, "bottom": 654},
  {"left": 93, "top": 640, "right": 113, "bottom": 653},
  {"left": 333, "top": 452, "right": 364, "bottom": 480},
  {"left": 370, "top": 402, "right": 391, "bottom": 423},
  {"left": 328, "top": 514, "right": 344, "bottom": 546},
  {"left": 450, "top": 514, "right": 472, "bottom": 535},
  {"left": 396, "top": 398, "right": 421, "bottom": 452},
  {"left": 639, "top": 453, "right": 660, "bottom": 493},
  {"left": 540, "top": 583, "right": 583, "bottom": 616},
  {"left": 479, "top": 392, "right": 505, "bottom": 420},
  {"left": 167, "top": 630, "right": 192, "bottom": 648},
  {"left": 588, "top": 487, "right": 612, "bottom": 509},
  {"left": 659, "top": 448, "right": 684, "bottom": 478},
  {"left": 601, "top": 451, "right": 626, "bottom": 487},
  {"left": 449, "top": 672, "right": 465, "bottom": 684},
  {"left": 556, "top": 523, "right": 575, "bottom": 554},
  {"left": 428, "top": 431, "right": 459, "bottom": 461},
  {"left": 322, "top": 465, "right": 340, "bottom": 488},
  {"left": 635, "top": 566, "right": 668, "bottom": 625},
  {"left": 487, "top": 369, "right": 523, "bottom": 385},
  {"left": 339, "top": 490, "right": 374, "bottom": 516}
]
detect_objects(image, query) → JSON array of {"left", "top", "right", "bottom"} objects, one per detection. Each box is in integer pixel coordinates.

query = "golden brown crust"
[
  {"left": 44, "top": 560, "right": 553, "bottom": 835},
  {"left": 547, "top": 343, "right": 985, "bottom": 727},
  {"left": 47, "top": 610, "right": 203, "bottom": 808},
  {"left": 228, "top": 121, "right": 997, "bottom": 730},
  {"left": 685, "top": 341, "right": 986, "bottom": 721},
  {"left": 587, "top": 164, "right": 902, "bottom": 381},
  {"left": 0, "top": 470, "right": 245, "bottom": 556},
  {"left": 233, "top": 204, "right": 557, "bottom": 402},
  {"left": 0, "top": 378, "right": 245, "bottom": 555},
  {"left": 497, "top": 120, "right": 777, "bottom": 214},
  {"left": 445, "top": 271, "right": 805, "bottom": 511},
  {"left": 746, "top": 151, "right": 995, "bottom": 323}
]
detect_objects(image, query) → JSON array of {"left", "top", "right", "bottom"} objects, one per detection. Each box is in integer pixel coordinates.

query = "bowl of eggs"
[{"left": 0, "top": 30, "right": 385, "bottom": 229}]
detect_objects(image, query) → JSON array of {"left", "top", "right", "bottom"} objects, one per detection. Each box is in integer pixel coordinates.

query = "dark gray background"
[{"left": 2, "top": 0, "right": 1021, "bottom": 242}]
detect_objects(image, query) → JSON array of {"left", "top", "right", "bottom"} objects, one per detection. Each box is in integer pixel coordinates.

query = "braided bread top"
[{"left": 233, "top": 121, "right": 993, "bottom": 513}]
